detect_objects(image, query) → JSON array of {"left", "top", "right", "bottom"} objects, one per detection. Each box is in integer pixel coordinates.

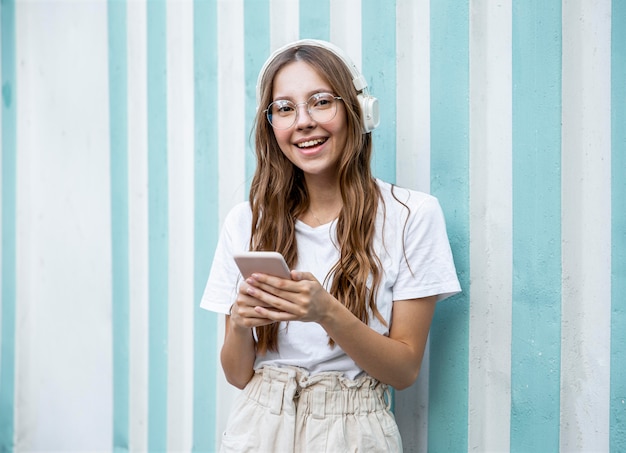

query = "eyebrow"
[{"left": 272, "top": 89, "right": 334, "bottom": 102}]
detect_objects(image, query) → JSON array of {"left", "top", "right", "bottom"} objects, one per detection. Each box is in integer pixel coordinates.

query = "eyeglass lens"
[{"left": 266, "top": 93, "right": 340, "bottom": 129}]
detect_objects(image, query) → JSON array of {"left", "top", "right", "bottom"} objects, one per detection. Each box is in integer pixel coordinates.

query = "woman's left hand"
[
  {"left": 247, "top": 270, "right": 438, "bottom": 390},
  {"left": 244, "top": 271, "right": 335, "bottom": 323}
]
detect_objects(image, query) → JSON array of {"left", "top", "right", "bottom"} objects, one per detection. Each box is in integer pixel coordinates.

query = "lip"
[{"left": 293, "top": 136, "right": 328, "bottom": 155}]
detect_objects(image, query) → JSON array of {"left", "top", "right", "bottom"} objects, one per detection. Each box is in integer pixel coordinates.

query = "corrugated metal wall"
[{"left": 1, "top": 0, "right": 624, "bottom": 451}]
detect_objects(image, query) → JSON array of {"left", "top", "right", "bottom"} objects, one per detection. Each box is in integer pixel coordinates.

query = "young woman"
[{"left": 201, "top": 39, "right": 460, "bottom": 452}]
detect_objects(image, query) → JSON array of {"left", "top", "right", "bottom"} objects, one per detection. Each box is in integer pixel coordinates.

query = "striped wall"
[{"left": 1, "top": 0, "right": 624, "bottom": 452}]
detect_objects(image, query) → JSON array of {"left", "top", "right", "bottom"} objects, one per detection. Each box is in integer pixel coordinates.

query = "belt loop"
[
  {"left": 269, "top": 381, "right": 285, "bottom": 415},
  {"left": 312, "top": 386, "right": 326, "bottom": 419}
]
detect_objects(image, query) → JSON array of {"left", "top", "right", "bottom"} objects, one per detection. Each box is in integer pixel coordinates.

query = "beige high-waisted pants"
[{"left": 219, "top": 366, "right": 403, "bottom": 453}]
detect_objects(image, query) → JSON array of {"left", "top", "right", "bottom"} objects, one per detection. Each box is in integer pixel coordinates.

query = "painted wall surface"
[{"left": 1, "top": 0, "right": 624, "bottom": 452}]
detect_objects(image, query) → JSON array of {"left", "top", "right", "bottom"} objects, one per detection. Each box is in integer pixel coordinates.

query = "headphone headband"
[{"left": 256, "top": 39, "right": 379, "bottom": 133}]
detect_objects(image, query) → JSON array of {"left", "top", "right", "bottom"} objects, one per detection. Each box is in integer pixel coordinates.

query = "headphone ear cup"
[{"left": 358, "top": 94, "right": 380, "bottom": 133}]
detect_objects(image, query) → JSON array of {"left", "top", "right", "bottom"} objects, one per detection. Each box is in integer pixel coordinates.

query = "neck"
[
  {"left": 302, "top": 174, "right": 343, "bottom": 225},
  {"left": 304, "top": 175, "right": 341, "bottom": 207}
]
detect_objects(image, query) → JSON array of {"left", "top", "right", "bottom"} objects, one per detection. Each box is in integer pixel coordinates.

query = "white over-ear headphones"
[{"left": 256, "top": 39, "right": 380, "bottom": 133}]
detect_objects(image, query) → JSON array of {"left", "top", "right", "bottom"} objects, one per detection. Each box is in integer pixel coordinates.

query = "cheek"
[
  {"left": 273, "top": 131, "right": 299, "bottom": 164},
  {"left": 331, "top": 109, "right": 349, "bottom": 141},
  {"left": 273, "top": 130, "right": 291, "bottom": 150},
  {"left": 330, "top": 120, "right": 349, "bottom": 148}
]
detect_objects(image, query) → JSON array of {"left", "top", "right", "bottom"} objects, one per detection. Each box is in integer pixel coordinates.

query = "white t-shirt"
[{"left": 201, "top": 179, "right": 461, "bottom": 379}]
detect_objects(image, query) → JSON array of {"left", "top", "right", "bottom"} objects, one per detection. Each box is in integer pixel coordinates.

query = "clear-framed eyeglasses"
[{"left": 265, "top": 92, "right": 343, "bottom": 130}]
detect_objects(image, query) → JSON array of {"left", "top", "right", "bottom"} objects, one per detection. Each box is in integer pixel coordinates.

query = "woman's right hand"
[
  {"left": 229, "top": 277, "right": 282, "bottom": 329},
  {"left": 221, "top": 279, "right": 278, "bottom": 389}
]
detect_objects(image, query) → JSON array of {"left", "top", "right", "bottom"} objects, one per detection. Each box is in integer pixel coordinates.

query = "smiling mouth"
[{"left": 296, "top": 138, "right": 327, "bottom": 149}]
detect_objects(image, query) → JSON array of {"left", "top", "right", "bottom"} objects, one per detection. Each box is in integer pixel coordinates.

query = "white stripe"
[
  {"left": 330, "top": 0, "right": 362, "bottom": 70},
  {"left": 218, "top": 0, "right": 246, "bottom": 226},
  {"left": 395, "top": 0, "right": 431, "bottom": 451},
  {"left": 560, "top": 0, "right": 612, "bottom": 450},
  {"left": 127, "top": 1, "right": 149, "bottom": 450},
  {"left": 270, "top": 0, "right": 299, "bottom": 49},
  {"left": 468, "top": 1, "right": 513, "bottom": 451},
  {"left": 395, "top": 340, "right": 431, "bottom": 453},
  {"left": 396, "top": 0, "right": 430, "bottom": 193},
  {"left": 166, "top": 1, "right": 195, "bottom": 451},
  {"left": 15, "top": 3, "right": 112, "bottom": 450},
  {"left": 216, "top": 1, "right": 246, "bottom": 447}
]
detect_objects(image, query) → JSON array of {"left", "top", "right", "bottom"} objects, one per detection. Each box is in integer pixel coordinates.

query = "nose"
[{"left": 294, "top": 102, "right": 315, "bottom": 129}]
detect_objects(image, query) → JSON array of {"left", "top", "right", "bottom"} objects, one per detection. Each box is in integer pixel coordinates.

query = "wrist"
[
  {"left": 319, "top": 295, "right": 343, "bottom": 327},
  {"left": 228, "top": 312, "right": 254, "bottom": 336}
]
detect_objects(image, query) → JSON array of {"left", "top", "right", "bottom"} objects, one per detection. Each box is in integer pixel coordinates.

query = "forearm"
[
  {"left": 242, "top": 272, "right": 436, "bottom": 389},
  {"left": 320, "top": 303, "right": 426, "bottom": 390},
  {"left": 220, "top": 316, "right": 256, "bottom": 389}
]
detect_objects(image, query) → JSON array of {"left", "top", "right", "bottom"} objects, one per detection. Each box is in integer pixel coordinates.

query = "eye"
[
  {"left": 272, "top": 100, "right": 296, "bottom": 116},
  {"left": 310, "top": 93, "right": 335, "bottom": 109}
]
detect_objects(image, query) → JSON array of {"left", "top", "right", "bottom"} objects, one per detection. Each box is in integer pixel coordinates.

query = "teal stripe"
[
  {"left": 0, "top": 1, "right": 16, "bottom": 451},
  {"left": 611, "top": 0, "right": 626, "bottom": 450},
  {"left": 147, "top": 1, "right": 169, "bottom": 450},
  {"left": 361, "top": 0, "right": 398, "bottom": 413},
  {"left": 244, "top": 0, "right": 269, "bottom": 189},
  {"left": 510, "top": 2, "right": 562, "bottom": 451},
  {"left": 362, "top": 0, "right": 396, "bottom": 183},
  {"left": 193, "top": 0, "right": 219, "bottom": 450},
  {"left": 107, "top": 1, "right": 130, "bottom": 451},
  {"left": 299, "top": 0, "right": 330, "bottom": 40},
  {"left": 428, "top": 1, "right": 470, "bottom": 451}
]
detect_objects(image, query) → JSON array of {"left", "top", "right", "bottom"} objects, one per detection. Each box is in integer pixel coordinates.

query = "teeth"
[{"left": 296, "top": 138, "right": 326, "bottom": 148}]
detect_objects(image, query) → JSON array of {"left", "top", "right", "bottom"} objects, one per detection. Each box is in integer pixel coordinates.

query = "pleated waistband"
[{"left": 243, "top": 365, "right": 392, "bottom": 418}]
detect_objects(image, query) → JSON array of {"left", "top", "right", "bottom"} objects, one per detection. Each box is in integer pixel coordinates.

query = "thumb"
[{"left": 290, "top": 270, "right": 316, "bottom": 282}]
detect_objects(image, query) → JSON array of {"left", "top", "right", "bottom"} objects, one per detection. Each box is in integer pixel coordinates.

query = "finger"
[
  {"left": 237, "top": 291, "right": 275, "bottom": 309},
  {"left": 231, "top": 313, "right": 278, "bottom": 329},
  {"left": 290, "top": 270, "right": 318, "bottom": 282},
  {"left": 246, "top": 285, "right": 304, "bottom": 318},
  {"left": 254, "top": 306, "right": 297, "bottom": 322},
  {"left": 248, "top": 274, "right": 298, "bottom": 295},
  {"left": 231, "top": 302, "right": 279, "bottom": 327}
]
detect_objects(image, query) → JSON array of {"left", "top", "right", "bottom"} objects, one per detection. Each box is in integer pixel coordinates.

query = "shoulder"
[
  {"left": 219, "top": 201, "right": 253, "bottom": 240},
  {"left": 375, "top": 179, "right": 441, "bottom": 217},
  {"left": 223, "top": 201, "right": 252, "bottom": 225}
]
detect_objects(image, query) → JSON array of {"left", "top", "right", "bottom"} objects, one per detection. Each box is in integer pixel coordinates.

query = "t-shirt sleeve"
[
  {"left": 200, "top": 204, "right": 250, "bottom": 314},
  {"left": 392, "top": 195, "right": 461, "bottom": 302}
]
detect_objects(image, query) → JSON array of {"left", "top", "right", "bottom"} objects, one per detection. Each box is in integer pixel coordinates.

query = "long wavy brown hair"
[{"left": 250, "top": 44, "right": 386, "bottom": 353}]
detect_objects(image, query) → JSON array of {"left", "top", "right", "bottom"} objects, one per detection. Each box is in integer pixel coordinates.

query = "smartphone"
[{"left": 233, "top": 251, "right": 291, "bottom": 279}]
